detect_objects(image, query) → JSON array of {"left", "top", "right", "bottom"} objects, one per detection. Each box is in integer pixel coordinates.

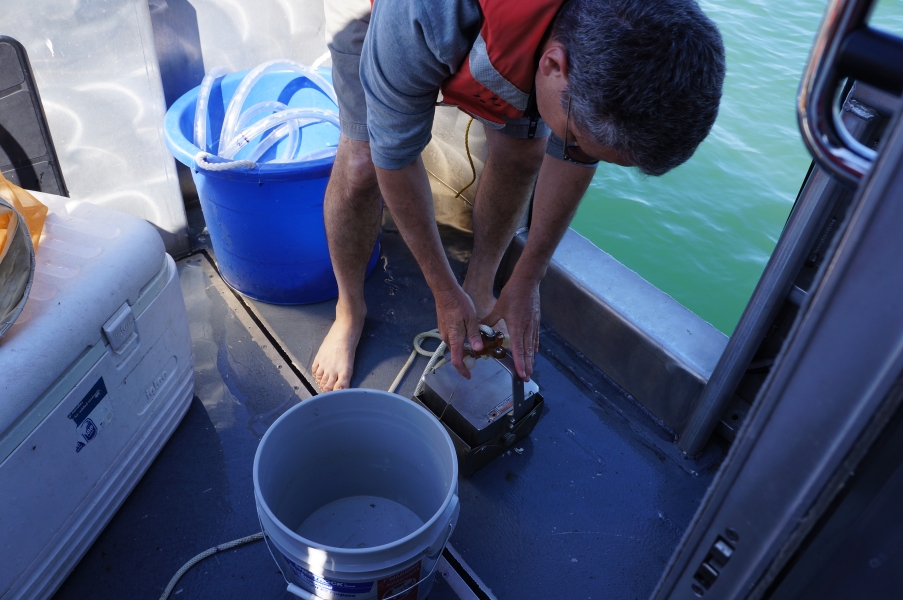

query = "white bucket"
[{"left": 254, "top": 389, "right": 459, "bottom": 600}]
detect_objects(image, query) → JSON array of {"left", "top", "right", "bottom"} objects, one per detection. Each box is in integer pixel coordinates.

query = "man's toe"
[
  {"left": 334, "top": 373, "right": 351, "bottom": 390},
  {"left": 324, "top": 372, "right": 339, "bottom": 392}
]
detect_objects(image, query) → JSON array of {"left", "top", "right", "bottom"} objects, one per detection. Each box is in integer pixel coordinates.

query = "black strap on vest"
[{"left": 526, "top": 88, "right": 540, "bottom": 139}]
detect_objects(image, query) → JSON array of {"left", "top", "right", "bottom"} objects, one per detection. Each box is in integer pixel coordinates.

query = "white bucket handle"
[
  {"left": 194, "top": 151, "right": 257, "bottom": 172},
  {"left": 425, "top": 494, "right": 458, "bottom": 561}
]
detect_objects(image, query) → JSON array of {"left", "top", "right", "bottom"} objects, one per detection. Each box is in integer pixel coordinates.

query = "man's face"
[{"left": 534, "top": 41, "right": 633, "bottom": 168}]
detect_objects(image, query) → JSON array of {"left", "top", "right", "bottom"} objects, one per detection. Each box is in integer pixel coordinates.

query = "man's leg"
[
  {"left": 312, "top": 134, "right": 382, "bottom": 391},
  {"left": 315, "top": 0, "right": 376, "bottom": 391},
  {"left": 463, "top": 128, "right": 547, "bottom": 320}
]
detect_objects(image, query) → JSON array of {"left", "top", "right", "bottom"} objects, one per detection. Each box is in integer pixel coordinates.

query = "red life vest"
[{"left": 440, "top": 0, "right": 566, "bottom": 125}]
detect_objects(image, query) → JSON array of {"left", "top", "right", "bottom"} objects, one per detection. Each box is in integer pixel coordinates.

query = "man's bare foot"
[{"left": 312, "top": 305, "right": 365, "bottom": 392}]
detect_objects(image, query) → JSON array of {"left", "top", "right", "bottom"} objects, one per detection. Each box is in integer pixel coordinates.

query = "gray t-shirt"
[{"left": 360, "top": 0, "right": 484, "bottom": 170}]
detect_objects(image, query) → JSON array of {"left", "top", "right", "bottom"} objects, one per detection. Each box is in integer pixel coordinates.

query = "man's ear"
[{"left": 538, "top": 41, "right": 569, "bottom": 80}]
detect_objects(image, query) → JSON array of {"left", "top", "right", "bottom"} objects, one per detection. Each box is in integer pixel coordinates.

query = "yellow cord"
[{"left": 455, "top": 118, "right": 477, "bottom": 199}]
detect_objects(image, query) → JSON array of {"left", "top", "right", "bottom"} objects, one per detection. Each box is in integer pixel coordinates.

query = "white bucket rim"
[{"left": 253, "top": 389, "right": 458, "bottom": 557}]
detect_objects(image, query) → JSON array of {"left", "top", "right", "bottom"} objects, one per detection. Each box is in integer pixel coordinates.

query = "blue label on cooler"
[
  {"left": 68, "top": 378, "right": 107, "bottom": 426},
  {"left": 69, "top": 377, "right": 114, "bottom": 452}
]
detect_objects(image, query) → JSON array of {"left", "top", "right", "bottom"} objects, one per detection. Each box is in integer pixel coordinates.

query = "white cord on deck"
[
  {"left": 388, "top": 329, "right": 445, "bottom": 394},
  {"left": 388, "top": 325, "right": 496, "bottom": 395},
  {"left": 158, "top": 532, "right": 265, "bottom": 600}
]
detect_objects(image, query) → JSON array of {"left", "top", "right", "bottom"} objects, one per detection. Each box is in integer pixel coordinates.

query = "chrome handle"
[{"left": 798, "top": 0, "right": 880, "bottom": 186}]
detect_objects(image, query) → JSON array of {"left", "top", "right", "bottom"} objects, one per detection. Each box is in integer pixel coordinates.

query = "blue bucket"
[{"left": 164, "top": 68, "right": 379, "bottom": 304}]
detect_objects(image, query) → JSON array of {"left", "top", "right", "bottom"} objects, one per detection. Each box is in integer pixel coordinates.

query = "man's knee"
[{"left": 334, "top": 138, "right": 380, "bottom": 197}]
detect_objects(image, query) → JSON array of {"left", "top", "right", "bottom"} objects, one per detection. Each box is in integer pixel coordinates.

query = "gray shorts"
[{"left": 324, "top": 0, "right": 551, "bottom": 142}]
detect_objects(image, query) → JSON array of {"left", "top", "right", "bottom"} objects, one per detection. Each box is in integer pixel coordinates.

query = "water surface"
[{"left": 571, "top": 0, "right": 903, "bottom": 334}]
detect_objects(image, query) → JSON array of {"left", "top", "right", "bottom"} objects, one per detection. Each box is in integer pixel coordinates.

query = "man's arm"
[
  {"left": 375, "top": 158, "right": 485, "bottom": 377},
  {"left": 358, "top": 0, "right": 484, "bottom": 377},
  {"left": 483, "top": 154, "right": 596, "bottom": 380}
]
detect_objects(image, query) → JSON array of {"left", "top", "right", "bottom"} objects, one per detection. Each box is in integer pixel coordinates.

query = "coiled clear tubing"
[
  {"left": 235, "top": 101, "right": 290, "bottom": 133},
  {"left": 194, "top": 62, "right": 338, "bottom": 164},
  {"left": 194, "top": 67, "right": 228, "bottom": 152},
  {"left": 217, "top": 60, "right": 338, "bottom": 157},
  {"left": 219, "top": 108, "right": 340, "bottom": 161}
]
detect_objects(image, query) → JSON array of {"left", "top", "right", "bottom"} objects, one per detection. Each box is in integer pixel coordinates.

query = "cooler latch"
[{"left": 102, "top": 302, "right": 137, "bottom": 353}]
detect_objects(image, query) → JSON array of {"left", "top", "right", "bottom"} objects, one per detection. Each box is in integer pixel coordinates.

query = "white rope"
[
  {"left": 388, "top": 325, "right": 496, "bottom": 395},
  {"left": 311, "top": 50, "right": 331, "bottom": 70},
  {"left": 477, "top": 324, "right": 494, "bottom": 336},
  {"left": 194, "top": 151, "right": 257, "bottom": 172},
  {"left": 388, "top": 329, "right": 445, "bottom": 394},
  {"left": 158, "top": 532, "right": 265, "bottom": 600},
  {"left": 387, "top": 350, "right": 421, "bottom": 395}
]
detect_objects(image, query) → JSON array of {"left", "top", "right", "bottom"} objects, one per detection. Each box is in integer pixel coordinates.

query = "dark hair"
[{"left": 552, "top": 0, "right": 726, "bottom": 175}]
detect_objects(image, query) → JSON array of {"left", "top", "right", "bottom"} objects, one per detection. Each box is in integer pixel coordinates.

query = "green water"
[{"left": 571, "top": 0, "right": 903, "bottom": 335}]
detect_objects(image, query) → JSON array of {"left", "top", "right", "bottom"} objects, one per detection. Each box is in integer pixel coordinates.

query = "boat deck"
[{"left": 53, "top": 203, "right": 724, "bottom": 600}]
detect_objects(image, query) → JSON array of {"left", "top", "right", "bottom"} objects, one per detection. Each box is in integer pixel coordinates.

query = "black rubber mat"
[{"left": 55, "top": 211, "right": 720, "bottom": 599}]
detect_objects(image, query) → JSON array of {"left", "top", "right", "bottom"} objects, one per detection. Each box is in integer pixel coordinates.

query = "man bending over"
[{"left": 313, "top": 0, "right": 725, "bottom": 391}]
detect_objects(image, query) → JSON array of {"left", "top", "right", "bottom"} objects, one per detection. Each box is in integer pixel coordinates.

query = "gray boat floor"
[{"left": 53, "top": 204, "right": 723, "bottom": 600}]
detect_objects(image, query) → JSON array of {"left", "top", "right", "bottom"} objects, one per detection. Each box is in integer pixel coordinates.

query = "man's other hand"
[
  {"left": 435, "top": 286, "right": 484, "bottom": 379},
  {"left": 482, "top": 277, "right": 540, "bottom": 381}
]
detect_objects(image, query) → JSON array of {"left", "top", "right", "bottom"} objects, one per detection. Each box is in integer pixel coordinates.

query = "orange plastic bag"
[{"left": 0, "top": 172, "right": 47, "bottom": 255}]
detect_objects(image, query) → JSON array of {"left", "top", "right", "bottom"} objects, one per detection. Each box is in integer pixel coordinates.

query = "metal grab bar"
[{"left": 797, "top": 0, "right": 903, "bottom": 187}]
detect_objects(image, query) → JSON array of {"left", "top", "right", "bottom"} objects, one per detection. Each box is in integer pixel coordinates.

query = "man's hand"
[
  {"left": 482, "top": 276, "right": 540, "bottom": 381},
  {"left": 435, "top": 286, "right": 484, "bottom": 379},
  {"left": 478, "top": 154, "right": 595, "bottom": 381},
  {"left": 372, "top": 158, "right": 486, "bottom": 378}
]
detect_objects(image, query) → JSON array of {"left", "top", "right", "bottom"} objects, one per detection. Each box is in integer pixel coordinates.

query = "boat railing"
[{"left": 798, "top": 0, "right": 903, "bottom": 186}]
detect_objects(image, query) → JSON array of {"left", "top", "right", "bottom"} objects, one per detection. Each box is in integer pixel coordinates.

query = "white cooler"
[{"left": 0, "top": 193, "right": 194, "bottom": 599}]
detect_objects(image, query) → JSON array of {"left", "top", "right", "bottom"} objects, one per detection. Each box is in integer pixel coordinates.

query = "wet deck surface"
[{"left": 54, "top": 205, "right": 722, "bottom": 600}]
